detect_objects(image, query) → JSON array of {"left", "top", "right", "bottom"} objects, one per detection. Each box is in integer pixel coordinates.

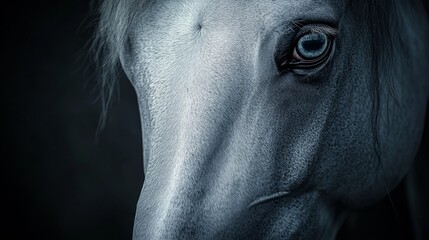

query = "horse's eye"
[
  {"left": 276, "top": 24, "right": 337, "bottom": 73},
  {"left": 295, "top": 33, "right": 328, "bottom": 60}
]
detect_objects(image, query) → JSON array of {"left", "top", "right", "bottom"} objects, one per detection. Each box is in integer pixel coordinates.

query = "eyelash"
[{"left": 275, "top": 24, "right": 338, "bottom": 73}]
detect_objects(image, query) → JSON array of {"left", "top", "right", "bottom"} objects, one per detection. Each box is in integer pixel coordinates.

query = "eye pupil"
[{"left": 297, "top": 33, "right": 328, "bottom": 59}]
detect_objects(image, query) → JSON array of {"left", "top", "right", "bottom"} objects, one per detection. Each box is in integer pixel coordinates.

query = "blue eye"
[
  {"left": 275, "top": 24, "right": 337, "bottom": 73},
  {"left": 296, "top": 32, "right": 328, "bottom": 59},
  {"left": 276, "top": 25, "right": 337, "bottom": 73}
]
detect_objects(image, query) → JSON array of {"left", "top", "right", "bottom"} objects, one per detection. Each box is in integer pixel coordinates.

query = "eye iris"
[{"left": 297, "top": 33, "right": 328, "bottom": 59}]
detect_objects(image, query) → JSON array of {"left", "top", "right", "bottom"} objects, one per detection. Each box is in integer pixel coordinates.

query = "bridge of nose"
[{"left": 139, "top": 0, "right": 277, "bottom": 181}]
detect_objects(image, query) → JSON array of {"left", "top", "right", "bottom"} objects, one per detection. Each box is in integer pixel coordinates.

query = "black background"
[
  {"left": 3, "top": 2, "right": 142, "bottom": 239},
  {"left": 3, "top": 1, "right": 428, "bottom": 239}
]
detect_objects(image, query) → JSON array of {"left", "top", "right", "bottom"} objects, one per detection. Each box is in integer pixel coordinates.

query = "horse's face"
[{"left": 120, "top": 0, "right": 428, "bottom": 238}]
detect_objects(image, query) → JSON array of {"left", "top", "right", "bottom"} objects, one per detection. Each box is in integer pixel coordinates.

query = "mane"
[
  {"left": 350, "top": 0, "right": 405, "bottom": 165},
  {"left": 352, "top": 0, "right": 427, "bottom": 173},
  {"left": 91, "top": 0, "right": 155, "bottom": 130}
]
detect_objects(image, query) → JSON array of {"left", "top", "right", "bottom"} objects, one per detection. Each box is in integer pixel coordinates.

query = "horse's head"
[{"left": 96, "top": 0, "right": 429, "bottom": 238}]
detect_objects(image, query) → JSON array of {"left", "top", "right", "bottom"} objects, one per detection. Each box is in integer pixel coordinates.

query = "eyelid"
[
  {"left": 292, "top": 23, "right": 338, "bottom": 42},
  {"left": 275, "top": 23, "right": 337, "bottom": 74},
  {"left": 275, "top": 23, "right": 338, "bottom": 58},
  {"left": 275, "top": 21, "right": 338, "bottom": 71}
]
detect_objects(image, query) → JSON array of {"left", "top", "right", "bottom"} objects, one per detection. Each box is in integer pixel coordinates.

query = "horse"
[{"left": 92, "top": 0, "right": 429, "bottom": 239}]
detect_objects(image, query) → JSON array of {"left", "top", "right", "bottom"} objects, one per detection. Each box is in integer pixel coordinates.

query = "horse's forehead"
[
  {"left": 139, "top": 0, "right": 345, "bottom": 32},
  {"left": 129, "top": 0, "right": 348, "bottom": 81}
]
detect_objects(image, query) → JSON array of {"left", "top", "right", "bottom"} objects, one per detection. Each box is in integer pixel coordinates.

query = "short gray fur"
[{"left": 94, "top": 0, "right": 429, "bottom": 239}]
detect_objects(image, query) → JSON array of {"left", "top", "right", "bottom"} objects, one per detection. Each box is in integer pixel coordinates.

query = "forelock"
[{"left": 92, "top": 0, "right": 154, "bottom": 130}]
